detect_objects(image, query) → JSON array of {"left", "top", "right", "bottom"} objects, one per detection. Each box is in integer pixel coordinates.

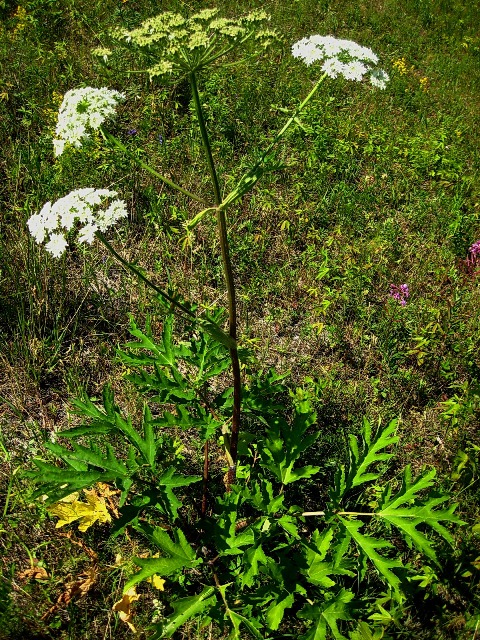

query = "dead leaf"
[
  {"left": 47, "top": 488, "right": 112, "bottom": 532},
  {"left": 18, "top": 566, "right": 49, "bottom": 581},
  {"left": 113, "top": 586, "right": 140, "bottom": 633},
  {"left": 58, "top": 531, "right": 98, "bottom": 561},
  {"left": 147, "top": 575, "right": 166, "bottom": 590},
  {"left": 95, "top": 482, "right": 119, "bottom": 498},
  {"left": 41, "top": 567, "right": 97, "bottom": 622},
  {"left": 95, "top": 482, "right": 120, "bottom": 517}
]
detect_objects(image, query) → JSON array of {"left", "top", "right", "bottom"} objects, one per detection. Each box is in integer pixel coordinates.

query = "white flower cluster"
[
  {"left": 53, "top": 87, "right": 125, "bottom": 156},
  {"left": 292, "top": 35, "right": 389, "bottom": 88},
  {"left": 27, "top": 188, "right": 128, "bottom": 257}
]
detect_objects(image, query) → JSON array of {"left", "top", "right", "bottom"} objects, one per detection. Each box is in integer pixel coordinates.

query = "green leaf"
[
  {"left": 277, "top": 515, "right": 300, "bottom": 538},
  {"left": 27, "top": 438, "right": 132, "bottom": 504},
  {"left": 330, "top": 419, "right": 398, "bottom": 506},
  {"left": 349, "top": 621, "right": 386, "bottom": 640},
  {"left": 338, "top": 518, "right": 403, "bottom": 598},
  {"left": 156, "top": 467, "right": 202, "bottom": 520},
  {"left": 260, "top": 397, "right": 320, "bottom": 485},
  {"left": 240, "top": 544, "right": 268, "bottom": 588},
  {"left": 150, "top": 527, "right": 197, "bottom": 562},
  {"left": 151, "top": 587, "right": 216, "bottom": 639},
  {"left": 28, "top": 462, "right": 108, "bottom": 504},
  {"left": 245, "top": 480, "right": 285, "bottom": 515},
  {"left": 47, "top": 441, "right": 129, "bottom": 477},
  {"left": 125, "top": 527, "right": 201, "bottom": 591},
  {"left": 227, "top": 611, "right": 263, "bottom": 640},
  {"left": 377, "top": 466, "right": 465, "bottom": 563},
  {"left": 301, "top": 528, "right": 354, "bottom": 588},
  {"left": 298, "top": 589, "right": 354, "bottom": 640},
  {"left": 348, "top": 419, "right": 398, "bottom": 489},
  {"left": 142, "top": 404, "right": 156, "bottom": 469},
  {"left": 265, "top": 592, "right": 295, "bottom": 631}
]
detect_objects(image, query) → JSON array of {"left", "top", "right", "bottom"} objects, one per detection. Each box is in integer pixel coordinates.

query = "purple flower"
[
  {"left": 158, "top": 134, "right": 164, "bottom": 144},
  {"left": 127, "top": 128, "right": 137, "bottom": 136},
  {"left": 469, "top": 240, "right": 480, "bottom": 257},
  {"left": 389, "top": 283, "right": 409, "bottom": 306}
]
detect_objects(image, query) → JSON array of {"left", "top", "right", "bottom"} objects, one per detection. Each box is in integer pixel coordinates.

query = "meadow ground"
[{"left": 0, "top": 0, "right": 479, "bottom": 637}]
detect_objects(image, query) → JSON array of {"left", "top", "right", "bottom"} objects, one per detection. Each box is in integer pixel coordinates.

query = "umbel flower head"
[
  {"left": 292, "top": 35, "right": 389, "bottom": 88},
  {"left": 27, "top": 188, "right": 128, "bottom": 257},
  {"left": 53, "top": 87, "right": 125, "bottom": 156},
  {"left": 99, "top": 8, "right": 277, "bottom": 80}
]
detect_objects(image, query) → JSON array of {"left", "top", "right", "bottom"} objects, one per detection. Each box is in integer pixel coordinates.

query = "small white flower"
[
  {"left": 97, "top": 200, "right": 129, "bottom": 230},
  {"left": 27, "top": 188, "right": 128, "bottom": 257},
  {"left": 321, "top": 58, "right": 342, "bottom": 78},
  {"left": 292, "top": 34, "right": 388, "bottom": 87},
  {"left": 78, "top": 223, "right": 98, "bottom": 244},
  {"left": 54, "top": 87, "right": 125, "bottom": 156},
  {"left": 53, "top": 139, "right": 65, "bottom": 157},
  {"left": 45, "top": 232, "right": 68, "bottom": 258},
  {"left": 27, "top": 213, "right": 47, "bottom": 243},
  {"left": 370, "top": 68, "right": 390, "bottom": 90}
]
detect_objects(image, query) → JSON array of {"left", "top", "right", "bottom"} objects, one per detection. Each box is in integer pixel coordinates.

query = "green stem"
[
  {"left": 221, "top": 73, "right": 328, "bottom": 209},
  {"left": 100, "top": 128, "right": 206, "bottom": 204},
  {"left": 95, "top": 231, "right": 234, "bottom": 350},
  {"left": 301, "top": 510, "right": 376, "bottom": 517},
  {"left": 95, "top": 231, "right": 194, "bottom": 317},
  {"left": 257, "top": 72, "right": 328, "bottom": 164},
  {"left": 188, "top": 72, "right": 222, "bottom": 204},
  {"left": 189, "top": 71, "right": 241, "bottom": 486}
]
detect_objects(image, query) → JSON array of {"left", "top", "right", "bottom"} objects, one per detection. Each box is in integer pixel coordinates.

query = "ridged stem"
[{"left": 189, "top": 71, "right": 241, "bottom": 487}]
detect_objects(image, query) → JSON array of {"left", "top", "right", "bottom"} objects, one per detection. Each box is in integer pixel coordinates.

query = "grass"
[{"left": 0, "top": 0, "right": 479, "bottom": 637}]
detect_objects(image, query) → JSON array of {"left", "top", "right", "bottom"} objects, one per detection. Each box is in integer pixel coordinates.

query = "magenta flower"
[
  {"left": 469, "top": 240, "right": 480, "bottom": 257},
  {"left": 389, "top": 283, "right": 409, "bottom": 306}
]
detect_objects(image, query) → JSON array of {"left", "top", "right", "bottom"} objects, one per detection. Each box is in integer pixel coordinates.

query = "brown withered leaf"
[
  {"left": 41, "top": 566, "right": 98, "bottom": 622},
  {"left": 58, "top": 531, "right": 98, "bottom": 561},
  {"left": 95, "top": 482, "right": 120, "bottom": 518},
  {"left": 18, "top": 566, "right": 49, "bottom": 581}
]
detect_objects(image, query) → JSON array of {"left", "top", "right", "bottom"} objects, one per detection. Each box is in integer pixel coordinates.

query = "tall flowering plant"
[{"left": 27, "top": 9, "right": 462, "bottom": 638}]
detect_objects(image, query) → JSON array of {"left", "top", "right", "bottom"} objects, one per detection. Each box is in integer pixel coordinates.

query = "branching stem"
[
  {"left": 95, "top": 231, "right": 233, "bottom": 347},
  {"left": 100, "top": 128, "right": 206, "bottom": 203}
]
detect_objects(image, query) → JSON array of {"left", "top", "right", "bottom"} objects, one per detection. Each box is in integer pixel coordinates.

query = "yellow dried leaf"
[
  {"left": 47, "top": 488, "right": 111, "bottom": 532},
  {"left": 113, "top": 586, "right": 140, "bottom": 633},
  {"left": 147, "top": 575, "right": 166, "bottom": 590}
]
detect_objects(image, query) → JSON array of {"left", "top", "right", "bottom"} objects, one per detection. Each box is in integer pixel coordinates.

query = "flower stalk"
[{"left": 189, "top": 71, "right": 242, "bottom": 488}]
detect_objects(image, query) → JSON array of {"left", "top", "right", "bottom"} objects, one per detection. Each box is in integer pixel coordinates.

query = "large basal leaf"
[
  {"left": 298, "top": 588, "right": 354, "bottom": 640},
  {"left": 330, "top": 419, "right": 398, "bottom": 507},
  {"left": 260, "top": 398, "right": 320, "bottom": 485},
  {"left": 151, "top": 587, "right": 217, "bottom": 639},
  {"left": 28, "top": 439, "right": 132, "bottom": 505},
  {"left": 338, "top": 518, "right": 403, "bottom": 598},
  {"left": 377, "top": 466, "right": 465, "bottom": 564},
  {"left": 153, "top": 405, "right": 224, "bottom": 441},
  {"left": 63, "top": 387, "right": 159, "bottom": 470}
]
